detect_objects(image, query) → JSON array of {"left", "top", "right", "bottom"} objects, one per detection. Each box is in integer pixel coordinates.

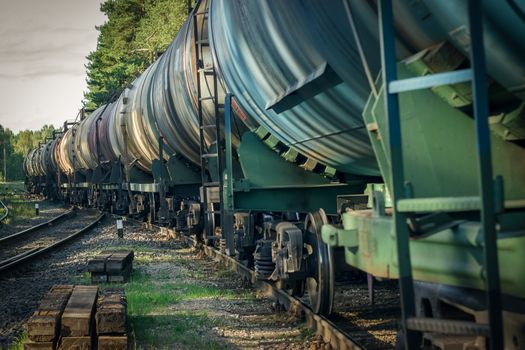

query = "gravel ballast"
[{"left": 0, "top": 216, "right": 329, "bottom": 349}]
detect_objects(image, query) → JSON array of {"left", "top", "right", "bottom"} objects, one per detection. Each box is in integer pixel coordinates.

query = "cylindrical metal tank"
[
  {"left": 151, "top": 23, "right": 203, "bottom": 165},
  {"left": 30, "top": 146, "right": 40, "bottom": 176},
  {"left": 24, "top": 149, "right": 32, "bottom": 177},
  {"left": 124, "top": 63, "right": 171, "bottom": 172},
  {"left": 86, "top": 106, "right": 105, "bottom": 165},
  {"left": 25, "top": 138, "right": 61, "bottom": 178},
  {"left": 74, "top": 112, "right": 99, "bottom": 173},
  {"left": 108, "top": 94, "right": 128, "bottom": 166},
  {"left": 36, "top": 144, "right": 47, "bottom": 176},
  {"left": 50, "top": 138, "right": 60, "bottom": 175},
  {"left": 150, "top": 10, "right": 230, "bottom": 166},
  {"left": 42, "top": 139, "right": 59, "bottom": 176},
  {"left": 208, "top": 0, "right": 525, "bottom": 176},
  {"left": 110, "top": 0, "right": 243, "bottom": 173},
  {"left": 56, "top": 128, "right": 75, "bottom": 176},
  {"left": 96, "top": 103, "right": 117, "bottom": 164},
  {"left": 392, "top": 0, "right": 525, "bottom": 101},
  {"left": 24, "top": 149, "right": 36, "bottom": 177},
  {"left": 209, "top": 0, "right": 380, "bottom": 176}
]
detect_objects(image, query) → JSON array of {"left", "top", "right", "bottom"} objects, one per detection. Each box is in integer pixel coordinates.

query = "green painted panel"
[
  {"left": 232, "top": 132, "right": 367, "bottom": 213},
  {"left": 165, "top": 156, "right": 201, "bottom": 185},
  {"left": 237, "top": 132, "right": 332, "bottom": 187},
  {"left": 323, "top": 213, "right": 525, "bottom": 299},
  {"left": 234, "top": 184, "right": 364, "bottom": 214},
  {"left": 364, "top": 64, "right": 525, "bottom": 201},
  {"left": 127, "top": 165, "right": 153, "bottom": 184}
]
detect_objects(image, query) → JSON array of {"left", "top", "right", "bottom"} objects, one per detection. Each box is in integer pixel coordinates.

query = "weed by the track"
[
  {"left": 8, "top": 331, "right": 27, "bottom": 350},
  {"left": 0, "top": 181, "right": 40, "bottom": 226},
  {"left": 2, "top": 198, "right": 35, "bottom": 224},
  {"left": 130, "top": 313, "right": 225, "bottom": 350},
  {"left": 125, "top": 269, "right": 231, "bottom": 348},
  {"left": 0, "top": 181, "right": 25, "bottom": 195}
]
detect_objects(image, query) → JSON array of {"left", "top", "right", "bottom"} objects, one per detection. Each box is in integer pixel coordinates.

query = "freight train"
[{"left": 23, "top": 1, "right": 525, "bottom": 348}]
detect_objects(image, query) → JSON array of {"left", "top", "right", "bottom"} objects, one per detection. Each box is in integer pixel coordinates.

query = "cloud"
[
  {"left": 0, "top": 70, "right": 84, "bottom": 80},
  {"left": 0, "top": 31, "right": 96, "bottom": 55},
  {"left": 0, "top": 0, "right": 106, "bottom": 132},
  {"left": 0, "top": 26, "right": 99, "bottom": 37}
]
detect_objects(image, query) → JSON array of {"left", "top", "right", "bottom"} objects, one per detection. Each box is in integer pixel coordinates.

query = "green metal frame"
[
  {"left": 322, "top": 207, "right": 525, "bottom": 300},
  {"left": 223, "top": 94, "right": 235, "bottom": 255},
  {"left": 362, "top": 60, "right": 525, "bottom": 203},
  {"left": 222, "top": 95, "right": 368, "bottom": 216},
  {"left": 375, "top": 0, "right": 503, "bottom": 347},
  {"left": 378, "top": 3, "right": 417, "bottom": 345}
]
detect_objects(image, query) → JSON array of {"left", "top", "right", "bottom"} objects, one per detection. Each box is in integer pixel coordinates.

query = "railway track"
[
  {"left": 0, "top": 209, "right": 73, "bottom": 244},
  {"left": 0, "top": 199, "right": 8, "bottom": 223},
  {"left": 0, "top": 209, "right": 105, "bottom": 274},
  {"left": 328, "top": 279, "right": 399, "bottom": 349},
  {"left": 133, "top": 220, "right": 399, "bottom": 350}
]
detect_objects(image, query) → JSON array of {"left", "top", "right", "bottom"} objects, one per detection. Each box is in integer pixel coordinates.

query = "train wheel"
[{"left": 304, "top": 209, "right": 334, "bottom": 315}]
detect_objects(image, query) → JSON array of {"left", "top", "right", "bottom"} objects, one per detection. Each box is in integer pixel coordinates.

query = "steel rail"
[
  {"left": 0, "top": 212, "right": 105, "bottom": 274},
  {"left": 0, "top": 208, "right": 74, "bottom": 245},
  {"left": 0, "top": 198, "right": 8, "bottom": 223},
  {"left": 131, "top": 220, "right": 365, "bottom": 350},
  {"left": 200, "top": 243, "right": 364, "bottom": 350}
]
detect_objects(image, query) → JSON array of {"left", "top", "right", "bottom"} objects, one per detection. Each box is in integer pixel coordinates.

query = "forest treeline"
[
  {"left": 0, "top": 125, "right": 56, "bottom": 181},
  {"left": 84, "top": 0, "right": 188, "bottom": 108},
  {"left": 4, "top": 0, "right": 188, "bottom": 181}
]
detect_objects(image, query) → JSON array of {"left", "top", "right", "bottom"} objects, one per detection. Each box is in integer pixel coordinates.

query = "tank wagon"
[{"left": 24, "top": 0, "right": 525, "bottom": 348}]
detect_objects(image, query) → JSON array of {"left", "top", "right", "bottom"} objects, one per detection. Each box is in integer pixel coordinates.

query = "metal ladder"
[
  {"left": 378, "top": 0, "right": 503, "bottom": 348},
  {"left": 192, "top": 1, "right": 224, "bottom": 244}
]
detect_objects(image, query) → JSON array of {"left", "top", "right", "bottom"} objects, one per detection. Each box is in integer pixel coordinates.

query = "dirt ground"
[
  {"left": 1, "top": 212, "right": 329, "bottom": 349},
  {"left": 86, "top": 221, "right": 329, "bottom": 349}
]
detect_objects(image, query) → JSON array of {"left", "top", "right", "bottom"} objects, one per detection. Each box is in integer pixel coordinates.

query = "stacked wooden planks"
[
  {"left": 58, "top": 285, "right": 98, "bottom": 350},
  {"left": 25, "top": 285, "right": 129, "bottom": 349},
  {"left": 88, "top": 250, "right": 134, "bottom": 283},
  {"left": 25, "top": 285, "right": 74, "bottom": 350},
  {"left": 95, "top": 289, "right": 128, "bottom": 350}
]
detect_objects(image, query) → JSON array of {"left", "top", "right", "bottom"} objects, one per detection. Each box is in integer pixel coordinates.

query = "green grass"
[
  {"left": 121, "top": 269, "right": 233, "bottom": 349},
  {"left": 64, "top": 246, "right": 238, "bottom": 350},
  {"left": 0, "top": 197, "right": 37, "bottom": 225},
  {"left": 130, "top": 313, "right": 225, "bottom": 350},
  {"left": 8, "top": 331, "right": 27, "bottom": 350},
  {"left": 123, "top": 269, "right": 242, "bottom": 315},
  {"left": 0, "top": 182, "right": 39, "bottom": 225},
  {"left": 79, "top": 246, "right": 254, "bottom": 349},
  {"left": 0, "top": 181, "right": 26, "bottom": 194}
]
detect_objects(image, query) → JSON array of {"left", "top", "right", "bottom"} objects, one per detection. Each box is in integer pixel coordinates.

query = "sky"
[{"left": 0, "top": 0, "right": 106, "bottom": 133}]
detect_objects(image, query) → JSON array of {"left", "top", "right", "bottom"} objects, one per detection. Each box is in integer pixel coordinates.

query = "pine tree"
[
  {"left": 84, "top": 0, "right": 149, "bottom": 108},
  {"left": 84, "top": 0, "right": 188, "bottom": 108}
]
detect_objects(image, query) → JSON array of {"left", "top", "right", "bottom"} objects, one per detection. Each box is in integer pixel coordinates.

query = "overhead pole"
[{"left": 3, "top": 143, "right": 6, "bottom": 183}]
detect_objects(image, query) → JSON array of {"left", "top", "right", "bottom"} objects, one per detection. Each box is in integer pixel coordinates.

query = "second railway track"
[
  {"left": 0, "top": 199, "right": 8, "bottom": 223},
  {"left": 0, "top": 209, "right": 105, "bottom": 274}
]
